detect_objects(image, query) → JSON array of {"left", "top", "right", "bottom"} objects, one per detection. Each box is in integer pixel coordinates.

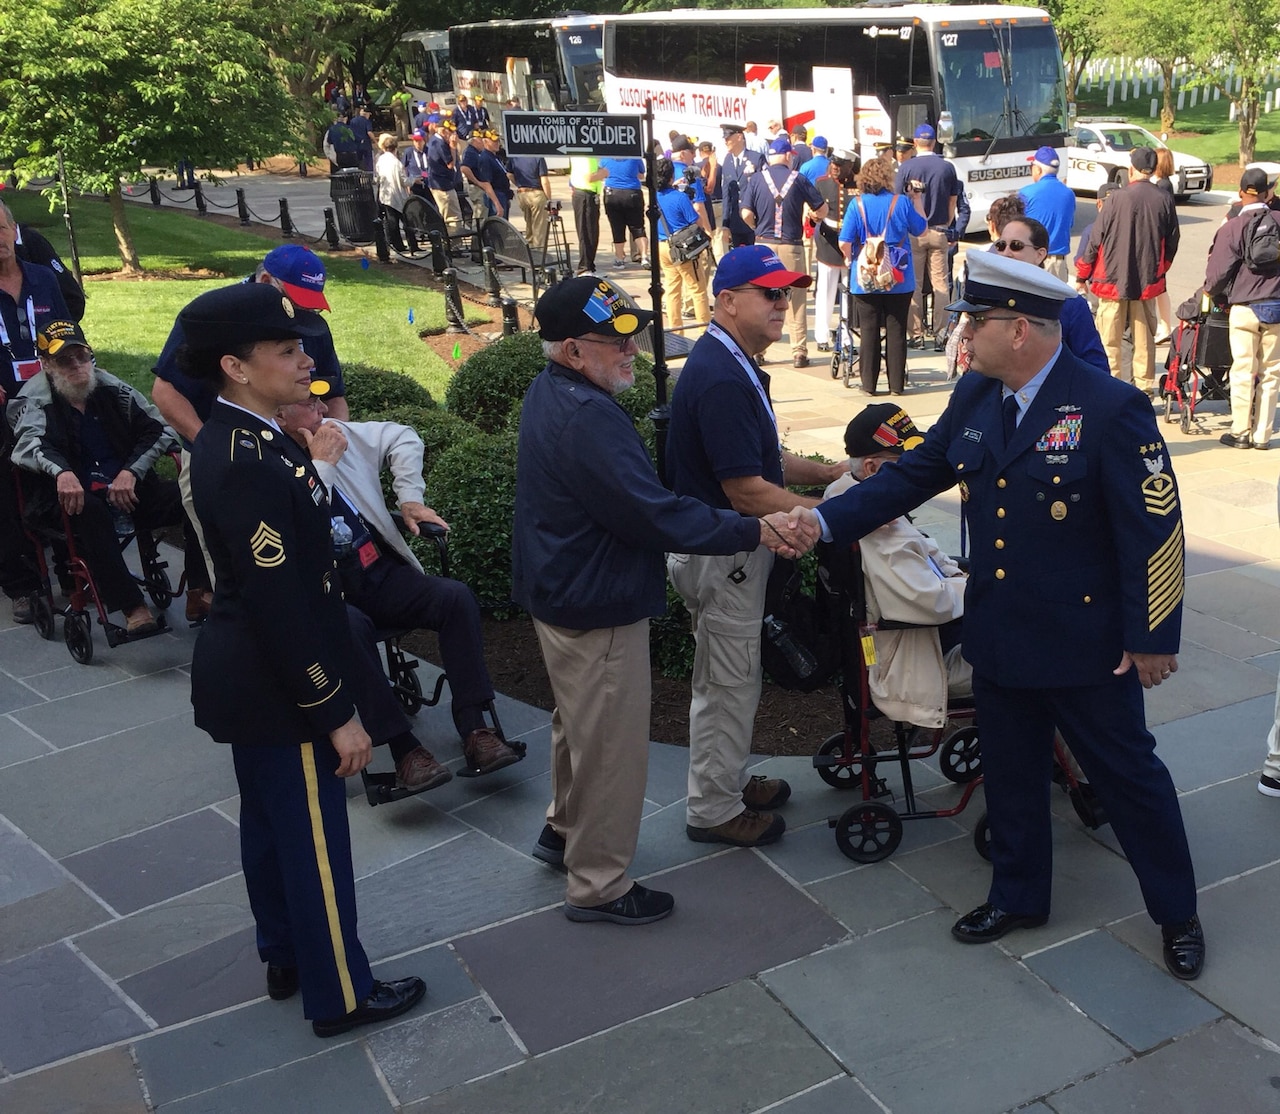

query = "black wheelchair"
[
  {"left": 359, "top": 520, "right": 526, "bottom": 806},
  {"left": 13, "top": 468, "right": 177, "bottom": 664}
]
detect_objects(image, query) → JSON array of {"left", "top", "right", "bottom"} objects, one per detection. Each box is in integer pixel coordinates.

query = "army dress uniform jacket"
[
  {"left": 190, "top": 400, "right": 356, "bottom": 747},
  {"left": 820, "top": 347, "right": 1184, "bottom": 689}
]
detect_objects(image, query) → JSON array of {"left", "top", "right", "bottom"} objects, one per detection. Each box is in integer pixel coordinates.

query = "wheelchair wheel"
[
  {"left": 973, "top": 811, "right": 992, "bottom": 861},
  {"left": 834, "top": 801, "right": 903, "bottom": 863},
  {"left": 939, "top": 725, "right": 982, "bottom": 784},
  {"left": 816, "top": 732, "right": 862, "bottom": 791},
  {"left": 32, "top": 595, "right": 56, "bottom": 641},
  {"left": 1179, "top": 396, "right": 1192, "bottom": 435},
  {"left": 843, "top": 349, "right": 860, "bottom": 390},
  {"left": 830, "top": 352, "right": 840, "bottom": 379},
  {"left": 64, "top": 611, "right": 93, "bottom": 665},
  {"left": 395, "top": 665, "right": 424, "bottom": 715},
  {"left": 146, "top": 568, "right": 173, "bottom": 610}
]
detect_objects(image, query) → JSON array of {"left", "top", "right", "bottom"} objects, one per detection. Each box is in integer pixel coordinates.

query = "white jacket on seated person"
[{"left": 825, "top": 472, "right": 972, "bottom": 728}]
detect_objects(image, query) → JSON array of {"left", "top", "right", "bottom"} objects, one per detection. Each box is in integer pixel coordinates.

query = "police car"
[{"left": 1066, "top": 118, "right": 1213, "bottom": 201}]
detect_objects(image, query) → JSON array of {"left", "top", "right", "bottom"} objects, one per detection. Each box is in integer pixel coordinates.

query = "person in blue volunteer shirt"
[
  {"left": 656, "top": 158, "right": 712, "bottom": 326},
  {"left": 895, "top": 123, "right": 962, "bottom": 348},
  {"left": 799, "top": 136, "right": 831, "bottom": 184},
  {"left": 426, "top": 120, "right": 461, "bottom": 227},
  {"left": 1018, "top": 146, "right": 1078, "bottom": 282},
  {"left": 839, "top": 155, "right": 927, "bottom": 395},
  {"left": 594, "top": 155, "right": 649, "bottom": 269}
]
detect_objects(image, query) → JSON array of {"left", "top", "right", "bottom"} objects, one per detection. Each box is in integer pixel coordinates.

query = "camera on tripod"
[{"left": 546, "top": 199, "right": 563, "bottom": 215}]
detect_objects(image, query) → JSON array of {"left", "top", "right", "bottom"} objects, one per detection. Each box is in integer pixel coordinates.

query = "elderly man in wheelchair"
[
  {"left": 11, "top": 320, "right": 209, "bottom": 636},
  {"left": 824, "top": 403, "right": 973, "bottom": 729},
  {"left": 277, "top": 387, "right": 522, "bottom": 799}
]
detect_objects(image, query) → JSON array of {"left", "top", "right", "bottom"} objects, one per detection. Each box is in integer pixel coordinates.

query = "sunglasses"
[
  {"left": 967, "top": 312, "right": 1023, "bottom": 328},
  {"left": 574, "top": 334, "right": 634, "bottom": 353},
  {"left": 49, "top": 348, "right": 95, "bottom": 368},
  {"left": 733, "top": 285, "right": 789, "bottom": 301},
  {"left": 992, "top": 239, "right": 1031, "bottom": 253}
]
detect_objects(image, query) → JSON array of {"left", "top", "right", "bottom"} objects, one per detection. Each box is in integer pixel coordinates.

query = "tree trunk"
[
  {"left": 1160, "top": 62, "right": 1176, "bottom": 134},
  {"left": 106, "top": 181, "right": 143, "bottom": 274},
  {"left": 1238, "top": 79, "right": 1258, "bottom": 165}
]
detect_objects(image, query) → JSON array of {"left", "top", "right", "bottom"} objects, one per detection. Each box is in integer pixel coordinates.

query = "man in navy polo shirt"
[
  {"left": 1019, "top": 145, "right": 1077, "bottom": 281},
  {"left": 427, "top": 120, "right": 461, "bottom": 228},
  {"left": 895, "top": 123, "right": 962, "bottom": 348}
]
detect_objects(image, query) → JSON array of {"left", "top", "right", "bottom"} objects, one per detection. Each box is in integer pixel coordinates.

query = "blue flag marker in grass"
[
  {"left": 452, "top": 341, "right": 462, "bottom": 359},
  {"left": 361, "top": 257, "right": 370, "bottom": 270},
  {"left": 408, "top": 307, "right": 414, "bottom": 323}
]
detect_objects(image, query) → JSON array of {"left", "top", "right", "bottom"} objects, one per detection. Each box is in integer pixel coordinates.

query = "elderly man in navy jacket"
[{"left": 815, "top": 252, "right": 1204, "bottom": 980}]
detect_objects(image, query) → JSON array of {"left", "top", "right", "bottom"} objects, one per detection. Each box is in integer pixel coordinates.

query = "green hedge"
[
  {"left": 444, "top": 331, "right": 545, "bottom": 433},
  {"left": 343, "top": 364, "right": 436, "bottom": 417}
]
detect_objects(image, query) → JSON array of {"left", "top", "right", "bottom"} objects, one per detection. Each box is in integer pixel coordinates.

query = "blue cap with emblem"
[
  {"left": 946, "top": 251, "right": 1075, "bottom": 321},
  {"left": 177, "top": 283, "right": 328, "bottom": 356}
]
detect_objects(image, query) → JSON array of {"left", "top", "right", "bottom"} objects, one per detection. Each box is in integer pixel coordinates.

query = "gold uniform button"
[
  {"left": 957, "top": 462, "right": 965, "bottom": 471},
  {"left": 1052, "top": 475, "right": 1061, "bottom": 484},
  {"left": 995, "top": 539, "right": 1005, "bottom": 549},
  {"left": 1083, "top": 595, "right": 1091, "bottom": 603},
  {"left": 997, "top": 477, "right": 1007, "bottom": 488},
  {"left": 996, "top": 508, "right": 1006, "bottom": 518},
  {"left": 995, "top": 569, "right": 1006, "bottom": 580},
  {"left": 262, "top": 430, "right": 274, "bottom": 441}
]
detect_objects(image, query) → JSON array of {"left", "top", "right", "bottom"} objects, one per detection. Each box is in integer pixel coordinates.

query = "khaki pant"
[
  {"left": 430, "top": 188, "right": 462, "bottom": 233},
  {"left": 659, "top": 242, "right": 710, "bottom": 328},
  {"left": 1044, "top": 255, "right": 1069, "bottom": 282},
  {"left": 667, "top": 547, "right": 772, "bottom": 828},
  {"left": 1096, "top": 297, "right": 1158, "bottom": 391},
  {"left": 517, "top": 189, "right": 549, "bottom": 252},
  {"left": 179, "top": 448, "right": 215, "bottom": 591},
  {"left": 1265, "top": 665, "right": 1280, "bottom": 783},
  {"left": 534, "top": 618, "right": 652, "bottom": 907},
  {"left": 772, "top": 242, "right": 810, "bottom": 355},
  {"left": 909, "top": 227, "right": 951, "bottom": 338},
  {"left": 1227, "top": 302, "right": 1280, "bottom": 444}
]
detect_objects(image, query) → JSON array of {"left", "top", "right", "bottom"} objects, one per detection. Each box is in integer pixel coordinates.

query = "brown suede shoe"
[
  {"left": 686, "top": 809, "right": 786, "bottom": 847},
  {"left": 742, "top": 775, "right": 791, "bottom": 811},
  {"left": 124, "top": 606, "right": 159, "bottom": 634},
  {"left": 395, "top": 746, "right": 453, "bottom": 792},
  {"left": 463, "top": 727, "right": 522, "bottom": 775},
  {"left": 185, "top": 589, "right": 212, "bottom": 623}
]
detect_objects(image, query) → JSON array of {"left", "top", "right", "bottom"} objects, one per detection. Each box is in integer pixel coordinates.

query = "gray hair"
[
  {"left": 541, "top": 339, "right": 562, "bottom": 361},
  {"left": 0, "top": 199, "right": 14, "bottom": 225}
]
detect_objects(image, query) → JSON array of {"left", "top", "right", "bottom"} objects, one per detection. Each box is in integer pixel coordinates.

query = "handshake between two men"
[{"left": 757, "top": 506, "right": 822, "bottom": 559}]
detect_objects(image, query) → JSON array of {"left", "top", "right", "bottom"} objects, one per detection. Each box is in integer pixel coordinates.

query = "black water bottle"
[{"left": 763, "top": 614, "right": 817, "bottom": 679}]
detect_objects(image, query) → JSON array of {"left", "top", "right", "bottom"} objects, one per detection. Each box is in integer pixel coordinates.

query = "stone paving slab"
[
  {"left": 1184, "top": 567, "right": 1280, "bottom": 642},
  {"left": 1152, "top": 692, "right": 1278, "bottom": 792},
  {"left": 403, "top": 980, "right": 840, "bottom": 1114},
  {"left": 0, "top": 1045, "right": 147, "bottom": 1114},
  {"left": 60, "top": 809, "right": 241, "bottom": 915},
  {"left": 0, "top": 712, "right": 237, "bottom": 858},
  {"left": 0, "top": 715, "right": 52, "bottom": 768},
  {"left": 74, "top": 874, "right": 253, "bottom": 982},
  {"left": 1110, "top": 861, "right": 1280, "bottom": 1047},
  {"left": 17, "top": 660, "right": 136, "bottom": 703},
  {"left": 1174, "top": 776, "right": 1280, "bottom": 886},
  {"left": 761, "top": 1076, "right": 882, "bottom": 1114},
  {"left": 1044, "top": 1019, "right": 1280, "bottom": 1113},
  {"left": 762, "top": 911, "right": 1125, "bottom": 1114},
  {"left": 0, "top": 882, "right": 111, "bottom": 965},
  {"left": 0, "top": 823, "right": 66, "bottom": 907},
  {"left": 346, "top": 796, "right": 470, "bottom": 881},
  {"left": 134, "top": 944, "right": 479, "bottom": 1107},
  {"left": 453, "top": 850, "right": 846, "bottom": 1055},
  {"left": 0, "top": 668, "right": 41, "bottom": 716},
  {"left": 0, "top": 942, "right": 148, "bottom": 1074},
  {"left": 1141, "top": 638, "right": 1278, "bottom": 727},
  {"left": 9, "top": 668, "right": 194, "bottom": 747},
  {"left": 804, "top": 860, "right": 944, "bottom": 937},
  {"left": 118, "top": 924, "right": 262, "bottom": 1028},
  {"left": 157, "top": 1039, "right": 392, "bottom": 1114},
  {"left": 1024, "top": 930, "right": 1222, "bottom": 1051}
]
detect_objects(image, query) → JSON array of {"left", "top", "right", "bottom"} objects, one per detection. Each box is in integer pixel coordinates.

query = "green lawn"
[{"left": 4, "top": 190, "right": 477, "bottom": 401}]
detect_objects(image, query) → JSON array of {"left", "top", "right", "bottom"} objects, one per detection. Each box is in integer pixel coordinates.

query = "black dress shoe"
[
  {"left": 1161, "top": 915, "right": 1205, "bottom": 980},
  {"left": 312, "top": 976, "right": 426, "bottom": 1037},
  {"left": 267, "top": 964, "right": 299, "bottom": 1001},
  {"left": 951, "top": 903, "right": 1048, "bottom": 943},
  {"left": 1220, "top": 432, "right": 1253, "bottom": 449}
]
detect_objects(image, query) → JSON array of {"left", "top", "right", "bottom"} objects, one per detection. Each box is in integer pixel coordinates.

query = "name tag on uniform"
[
  {"left": 962, "top": 428, "right": 982, "bottom": 443},
  {"left": 12, "top": 359, "right": 40, "bottom": 382}
]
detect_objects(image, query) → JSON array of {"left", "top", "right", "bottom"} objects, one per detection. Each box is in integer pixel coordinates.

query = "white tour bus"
[
  {"left": 602, "top": 5, "right": 1070, "bottom": 232},
  {"left": 396, "top": 30, "right": 456, "bottom": 110},
  {"left": 449, "top": 14, "right": 605, "bottom": 130}
]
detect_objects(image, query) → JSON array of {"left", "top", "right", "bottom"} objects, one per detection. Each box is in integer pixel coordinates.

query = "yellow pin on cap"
[{"left": 309, "top": 380, "right": 332, "bottom": 398}]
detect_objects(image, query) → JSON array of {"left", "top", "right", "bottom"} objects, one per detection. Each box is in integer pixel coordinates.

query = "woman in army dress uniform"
[{"left": 174, "top": 283, "right": 425, "bottom": 1037}]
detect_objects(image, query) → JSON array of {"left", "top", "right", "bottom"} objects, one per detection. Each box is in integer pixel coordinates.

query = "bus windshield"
[
  {"left": 558, "top": 26, "right": 604, "bottom": 108},
  {"left": 936, "top": 23, "right": 1065, "bottom": 142}
]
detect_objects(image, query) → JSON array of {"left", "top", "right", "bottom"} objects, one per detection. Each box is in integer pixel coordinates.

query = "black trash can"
[{"left": 330, "top": 168, "right": 376, "bottom": 244}]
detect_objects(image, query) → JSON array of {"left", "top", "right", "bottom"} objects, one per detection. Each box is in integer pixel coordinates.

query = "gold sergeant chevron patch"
[
  {"left": 1148, "top": 521, "right": 1184, "bottom": 631},
  {"left": 250, "top": 522, "right": 286, "bottom": 568}
]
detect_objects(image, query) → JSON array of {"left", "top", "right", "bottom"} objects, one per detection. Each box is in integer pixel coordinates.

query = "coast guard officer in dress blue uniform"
[{"left": 815, "top": 252, "right": 1205, "bottom": 980}]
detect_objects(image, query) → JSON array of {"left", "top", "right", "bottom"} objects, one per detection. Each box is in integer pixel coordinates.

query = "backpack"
[
  {"left": 1244, "top": 208, "right": 1280, "bottom": 274},
  {"left": 856, "top": 195, "right": 905, "bottom": 292}
]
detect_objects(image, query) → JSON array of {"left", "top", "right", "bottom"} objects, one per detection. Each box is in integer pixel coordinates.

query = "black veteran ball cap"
[
  {"left": 535, "top": 277, "right": 655, "bottom": 341},
  {"left": 844, "top": 403, "right": 925, "bottom": 457},
  {"left": 37, "top": 319, "right": 90, "bottom": 356},
  {"left": 947, "top": 251, "right": 1075, "bottom": 321},
  {"left": 177, "top": 283, "right": 328, "bottom": 352}
]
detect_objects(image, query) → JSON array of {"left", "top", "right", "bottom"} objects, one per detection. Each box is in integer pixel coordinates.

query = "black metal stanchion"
[
  {"left": 236, "top": 188, "right": 250, "bottom": 226},
  {"left": 373, "top": 215, "right": 391, "bottom": 262},
  {"left": 148, "top": 178, "right": 161, "bottom": 206},
  {"left": 323, "top": 208, "right": 341, "bottom": 250},
  {"left": 193, "top": 182, "right": 206, "bottom": 216},
  {"left": 642, "top": 98, "right": 671, "bottom": 486},
  {"left": 55, "top": 151, "right": 83, "bottom": 289},
  {"left": 482, "top": 246, "right": 502, "bottom": 306},
  {"left": 502, "top": 298, "right": 519, "bottom": 336},
  {"left": 428, "top": 231, "right": 447, "bottom": 274},
  {"left": 279, "top": 199, "right": 294, "bottom": 238},
  {"left": 443, "top": 269, "right": 466, "bottom": 333}
]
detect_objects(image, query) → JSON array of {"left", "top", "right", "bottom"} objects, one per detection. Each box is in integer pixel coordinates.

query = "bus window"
[{"left": 910, "top": 26, "right": 932, "bottom": 90}]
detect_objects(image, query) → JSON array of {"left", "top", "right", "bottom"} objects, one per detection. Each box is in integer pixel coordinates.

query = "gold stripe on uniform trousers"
[
  {"left": 1148, "top": 521, "right": 1184, "bottom": 631},
  {"left": 299, "top": 741, "right": 358, "bottom": 1014}
]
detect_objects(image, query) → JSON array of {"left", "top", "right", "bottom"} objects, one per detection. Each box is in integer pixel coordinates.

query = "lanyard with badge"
[{"left": 0, "top": 295, "right": 40, "bottom": 385}]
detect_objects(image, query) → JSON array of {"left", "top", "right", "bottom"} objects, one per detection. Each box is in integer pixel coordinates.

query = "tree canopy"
[{"left": 0, "top": 0, "right": 301, "bottom": 271}]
